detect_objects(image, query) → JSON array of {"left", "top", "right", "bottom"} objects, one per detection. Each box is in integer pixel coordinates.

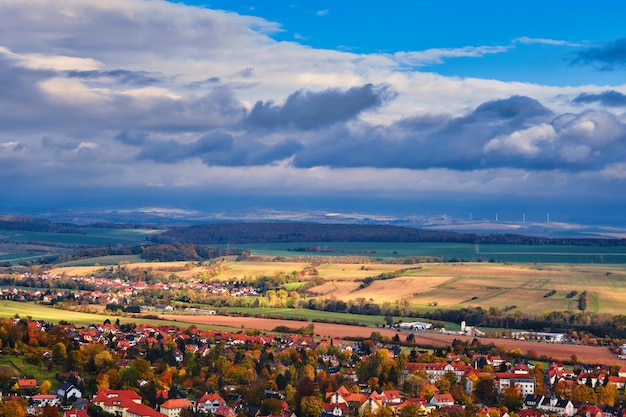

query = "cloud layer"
[{"left": 1, "top": 0, "right": 626, "bottom": 220}]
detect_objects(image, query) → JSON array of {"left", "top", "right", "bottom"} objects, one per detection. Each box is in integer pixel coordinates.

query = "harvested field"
[
  {"left": 308, "top": 281, "right": 361, "bottom": 297},
  {"left": 159, "top": 314, "right": 623, "bottom": 366},
  {"left": 353, "top": 277, "right": 453, "bottom": 302},
  {"left": 316, "top": 263, "right": 412, "bottom": 280}
]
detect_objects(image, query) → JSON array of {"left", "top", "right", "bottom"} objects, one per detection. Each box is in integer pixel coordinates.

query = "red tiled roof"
[
  {"left": 65, "top": 410, "right": 89, "bottom": 417},
  {"left": 197, "top": 393, "right": 226, "bottom": 405},
  {"left": 17, "top": 379, "right": 38, "bottom": 388},
  {"left": 160, "top": 399, "right": 193, "bottom": 410},
  {"left": 128, "top": 403, "right": 167, "bottom": 417}
]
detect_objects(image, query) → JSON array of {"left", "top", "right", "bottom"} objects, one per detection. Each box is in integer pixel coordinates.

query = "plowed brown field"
[{"left": 159, "top": 314, "right": 622, "bottom": 366}]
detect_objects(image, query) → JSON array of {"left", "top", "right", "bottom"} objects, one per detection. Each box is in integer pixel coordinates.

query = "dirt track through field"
[{"left": 158, "top": 314, "right": 623, "bottom": 366}]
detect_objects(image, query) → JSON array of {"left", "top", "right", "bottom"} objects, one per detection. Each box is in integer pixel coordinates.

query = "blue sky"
[
  {"left": 191, "top": 0, "right": 626, "bottom": 85},
  {"left": 1, "top": 0, "right": 626, "bottom": 225}
]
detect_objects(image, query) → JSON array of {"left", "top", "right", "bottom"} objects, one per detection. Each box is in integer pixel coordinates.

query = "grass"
[
  {"left": 282, "top": 282, "right": 307, "bottom": 290},
  {"left": 235, "top": 242, "right": 626, "bottom": 263},
  {"left": 0, "top": 356, "right": 61, "bottom": 388},
  {"left": 0, "top": 228, "right": 162, "bottom": 247},
  {"left": 209, "top": 305, "right": 463, "bottom": 330},
  {"left": 54, "top": 254, "right": 143, "bottom": 267},
  {"left": 0, "top": 301, "right": 248, "bottom": 333}
]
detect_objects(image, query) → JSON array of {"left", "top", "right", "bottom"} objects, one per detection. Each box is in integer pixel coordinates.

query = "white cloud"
[
  {"left": 0, "top": 45, "right": 101, "bottom": 71},
  {"left": 600, "top": 163, "right": 626, "bottom": 179},
  {"left": 483, "top": 124, "right": 557, "bottom": 155},
  {"left": 393, "top": 45, "right": 509, "bottom": 67},
  {"left": 513, "top": 36, "right": 580, "bottom": 47}
]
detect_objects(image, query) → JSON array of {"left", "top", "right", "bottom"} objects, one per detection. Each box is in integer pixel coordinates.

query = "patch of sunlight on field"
[
  {"left": 213, "top": 261, "right": 304, "bottom": 280},
  {"left": 316, "top": 263, "right": 413, "bottom": 281},
  {"left": 410, "top": 287, "right": 482, "bottom": 308},
  {"left": 597, "top": 289, "right": 626, "bottom": 315},
  {"left": 309, "top": 281, "right": 361, "bottom": 298},
  {"left": 351, "top": 276, "right": 453, "bottom": 302},
  {"left": 452, "top": 276, "right": 531, "bottom": 289},
  {"left": 480, "top": 288, "right": 573, "bottom": 313}
]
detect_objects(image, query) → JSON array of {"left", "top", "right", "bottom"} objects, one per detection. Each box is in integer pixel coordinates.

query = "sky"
[{"left": 1, "top": 0, "right": 626, "bottom": 225}]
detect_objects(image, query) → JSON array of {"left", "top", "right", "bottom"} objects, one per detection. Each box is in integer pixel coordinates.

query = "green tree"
[
  {"left": 400, "top": 404, "right": 421, "bottom": 417},
  {"left": 53, "top": 341, "right": 67, "bottom": 363}
]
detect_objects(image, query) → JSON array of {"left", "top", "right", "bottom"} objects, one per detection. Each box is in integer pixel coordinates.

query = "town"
[{"left": 1, "top": 313, "right": 625, "bottom": 417}]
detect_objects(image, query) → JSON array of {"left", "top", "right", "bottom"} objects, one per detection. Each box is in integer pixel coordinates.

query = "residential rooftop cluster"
[{"left": 0, "top": 315, "right": 626, "bottom": 417}]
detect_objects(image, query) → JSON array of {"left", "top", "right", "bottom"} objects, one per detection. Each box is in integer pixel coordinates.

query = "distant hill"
[
  {"left": 0, "top": 215, "right": 81, "bottom": 234},
  {"left": 151, "top": 222, "right": 626, "bottom": 246}
]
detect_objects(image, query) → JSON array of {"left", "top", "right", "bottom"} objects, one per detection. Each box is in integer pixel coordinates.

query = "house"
[
  {"left": 127, "top": 403, "right": 169, "bottom": 417},
  {"left": 159, "top": 398, "right": 194, "bottom": 417},
  {"left": 196, "top": 393, "right": 227, "bottom": 414},
  {"left": 320, "top": 403, "right": 349, "bottom": 417},
  {"left": 213, "top": 405, "right": 236, "bottom": 417},
  {"left": 382, "top": 390, "right": 402, "bottom": 404},
  {"left": 429, "top": 393, "right": 454, "bottom": 408},
  {"left": 92, "top": 389, "right": 143, "bottom": 417},
  {"left": 523, "top": 395, "right": 575, "bottom": 417},
  {"left": 494, "top": 373, "right": 535, "bottom": 396},
  {"left": 404, "top": 362, "right": 466, "bottom": 384},
  {"left": 31, "top": 394, "right": 60, "bottom": 408},
  {"left": 65, "top": 410, "right": 89, "bottom": 417},
  {"left": 577, "top": 403, "right": 605, "bottom": 417},
  {"left": 518, "top": 410, "right": 543, "bottom": 417},
  {"left": 358, "top": 398, "right": 383, "bottom": 417},
  {"left": 58, "top": 382, "right": 82, "bottom": 401},
  {"left": 16, "top": 378, "right": 38, "bottom": 390}
]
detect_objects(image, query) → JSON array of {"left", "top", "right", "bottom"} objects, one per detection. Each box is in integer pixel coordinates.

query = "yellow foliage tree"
[{"left": 39, "top": 380, "right": 52, "bottom": 394}]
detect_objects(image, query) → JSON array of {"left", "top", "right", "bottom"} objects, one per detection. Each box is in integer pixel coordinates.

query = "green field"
[
  {"left": 0, "top": 301, "right": 247, "bottom": 332},
  {"left": 54, "top": 254, "right": 143, "bottom": 267},
  {"left": 236, "top": 242, "right": 626, "bottom": 263},
  {"left": 211, "top": 306, "right": 461, "bottom": 330},
  {"left": 0, "top": 228, "right": 161, "bottom": 247}
]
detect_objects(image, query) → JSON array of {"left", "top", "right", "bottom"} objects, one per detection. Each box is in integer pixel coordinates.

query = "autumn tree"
[
  {"left": 473, "top": 376, "right": 497, "bottom": 406},
  {"left": 300, "top": 396, "right": 324, "bottom": 417},
  {"left": 53, "top": 341, "right": 67, "bottom": 363},
  {"left": 259, "top": 399, "right": 283, "bottom": 416},
  {"left": 39, "top": 380, "right": 52, "bottom": 394},
  {"left": 596, "top": 383, "right": 619, "bottom": 406},
  {"left": 501, "top": 386, "right": 523, "bottom": 412},
  {"left": 571, "top": 384, "right": 597, "bottom": 403},
  {"left": 400, "top": 404, "right": 421, "bottom": 417},
  {"left": 1, "top": 397, "right": 27, "bottom": 417}
]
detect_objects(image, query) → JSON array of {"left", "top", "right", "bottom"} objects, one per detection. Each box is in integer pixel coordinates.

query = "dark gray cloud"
[
  {"left": 471, "top": 95, "right": 553, "bottom": 121},
  {"left": 289, "top": 96, "right": 626, "bottom": 172},
  {"left": 126, "top": 94, "right": 626, "bottom": 173},
  {"left": 114, "top": 131, "right": 148, "bottom": 146},
  {"left": 573, "top": 90, "right": 626, "bottom": 107},
  {"left": 245, "top": 83, "right": 394, "bottom": 130},
  {"left": 135, "top": 131, "right": 301, "bottom": 166},
  {"left": 186, "top": 77, "right": 221, "bottom": 89},
  {"left": 570, "top": 38, "right": 626, "bottom": 70},
  {"left": 65, "top": 69, "right": 162, "bottom": 85}
]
